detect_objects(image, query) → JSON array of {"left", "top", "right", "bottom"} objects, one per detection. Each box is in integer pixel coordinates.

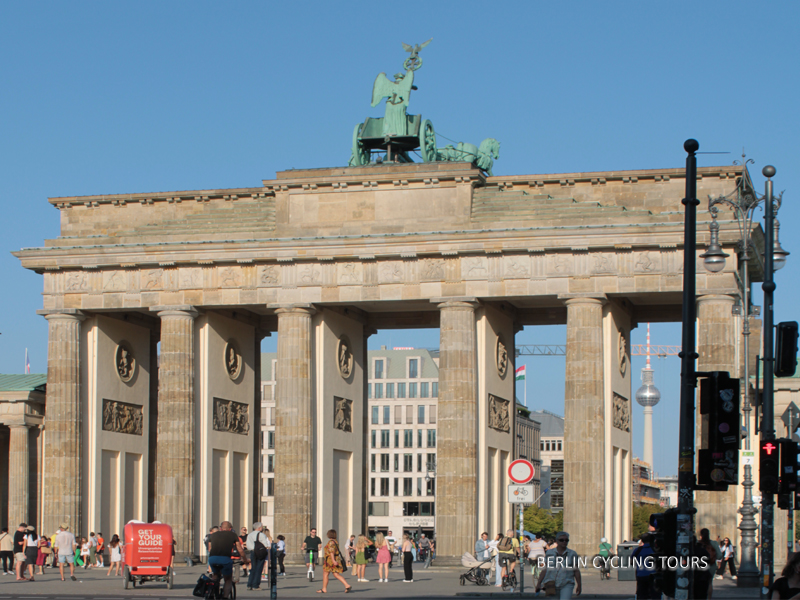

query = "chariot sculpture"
[{"left": 348, "top": 40, "right": 500, "bottom": 175}]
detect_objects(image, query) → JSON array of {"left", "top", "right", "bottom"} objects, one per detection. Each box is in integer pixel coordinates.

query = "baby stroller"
[{"left": 459, "top": 552, "right": 493, "bottom": 586}]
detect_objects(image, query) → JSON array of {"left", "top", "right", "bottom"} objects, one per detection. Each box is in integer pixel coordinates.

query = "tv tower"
[{"left": 635, "top": 323, "right": 661, "bottom": 466}]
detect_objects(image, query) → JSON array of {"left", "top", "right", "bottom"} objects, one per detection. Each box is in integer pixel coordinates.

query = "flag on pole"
[
  {"left": 25, "top": 348, "right": 30, "bottom": 374},
  {"left": 515, "top": 365, "right": 526, "bottom": 381}
]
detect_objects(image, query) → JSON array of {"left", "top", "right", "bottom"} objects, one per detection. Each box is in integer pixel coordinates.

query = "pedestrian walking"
[
  {"left": 36, "top": 533, "right": 50, "bottom": 575},
  {"left": 354, "top": 535, "right": 369, "bottom": 582},
  {"left": 402, "top": 533, "right": 414, "bottom": 583},
  {"left": 13, "top": 523, "right": 28, "bottom": 581},
  {"left": 475, "top": 532, "right": 491, "bottom": 580},
  {"left": 718, "top": 537, "right": 737, "bottom": 580},
  {"left": 698, "top": 528, "right": 719, "bottom": 597},
  {"left": 95, "top": 533, "right": 105, "bottom": 568},
  {"left": 276, "top": 535, "right": 286, "bottom": 576},
  {"left": 24, "top": 526, "right": 39, "bottom": 580},
  {"left": 385, "top": 530, "right": 397, "bottom": 569},
  {"left": 317, "top": 529, "right": 351, "bottom": 594},
  {"left": 88, "top": 532, "right": 97, "bottom": 568},
  {"left": 260, "top": 528, "right": 273, "bottom": 584},
  {"left": 535, "top": 531, "right": 582, "bottom": 599},
  {"left": 631, "top": 534, "right": 659, "bottom": 600},
  {"left": 489, "top": 533, "right": 502, "bottom": 586},
  {"left": 239, "top": 526, "right": 249, "bottom": 578},
  {"left": 345, "top": 534, "right": 355, "bottom": 570},
  {"left": 375, "top": 532, "right": 391, "bottom": 582},
  {"left": 245, "top": 522, "right": 270, "bottom": 591},
  {"left": 418, "top": 533, "right": 432, "bottom": 568},
  {"left": 0, "top": 527, "right": 13, "bottom": 575},
  {"left": 55, "top": 524, "right": 78, "bottom": 582},
  {"left": 107, "top": 535, "right": 122, "bottom": 576}
]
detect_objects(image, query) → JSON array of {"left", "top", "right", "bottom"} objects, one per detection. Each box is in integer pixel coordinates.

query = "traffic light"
[
  {"left": 779, "top": 439, "right": 799, "bottom": 509},
  {"left": 776, "top": 322, "right": 799, "bottom": 377},
  {"left": 760, "top": 440, "right": 781, "bottom": 493},
  {"left": 649, "top": 509, "right": 677, "bottom": 597},
  {"left": 698, "top": 371, "right": 740, "bottom": 489}
]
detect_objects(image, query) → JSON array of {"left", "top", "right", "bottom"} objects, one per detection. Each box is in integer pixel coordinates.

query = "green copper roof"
[{"left": 0, "top": 374, "right": 47, "bottom": 393}]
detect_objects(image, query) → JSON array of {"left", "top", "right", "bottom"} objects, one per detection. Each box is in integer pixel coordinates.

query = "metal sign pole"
[{"left": 519, "top": 503, "right": 524, "bottom": 594}]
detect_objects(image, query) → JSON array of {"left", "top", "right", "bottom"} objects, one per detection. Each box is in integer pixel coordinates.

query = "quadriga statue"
[{"left": 436, "top": 138, "right": 500, "bottom": 176}]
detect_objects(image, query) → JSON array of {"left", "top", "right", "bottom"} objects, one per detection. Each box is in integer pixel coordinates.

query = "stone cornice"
[{"left": 48, "top": 187, "right": 273, "bottom": 208}]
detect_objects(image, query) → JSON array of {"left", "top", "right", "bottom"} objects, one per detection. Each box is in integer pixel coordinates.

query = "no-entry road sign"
[{"left": 508, "top": 459, "right": 535, "bottom": 484}]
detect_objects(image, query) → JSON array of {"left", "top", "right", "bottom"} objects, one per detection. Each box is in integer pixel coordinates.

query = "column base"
[
  {"left": 736, "top": 572, "right": 760, "bottom": 588},
  {"left": 424, "top": 555, "right": 462, "bottom": 567}
]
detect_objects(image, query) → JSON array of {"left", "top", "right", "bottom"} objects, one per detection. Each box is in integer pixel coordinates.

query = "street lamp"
[
  {"left": 425, "top": 457, "right": 436, "bottom": 539},
  {"left": 701, "top": 159, "right": 788, "bottom": 589}
]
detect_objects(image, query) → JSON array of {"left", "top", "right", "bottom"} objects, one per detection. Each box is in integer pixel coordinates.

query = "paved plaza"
[{"left": 0, "top": 563, "right": 756, "bottom": 599}]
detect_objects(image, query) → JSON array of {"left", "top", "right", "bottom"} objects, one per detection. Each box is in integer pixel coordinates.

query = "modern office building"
[
  {"left": 516, "top": 404, "right": 542, "bottom": 501},
  {"left": 530, "top": 409, "right": 564, "bottom": 511},
  {"left": 632, "top": 458, "right": 664, "bottom": 505}
]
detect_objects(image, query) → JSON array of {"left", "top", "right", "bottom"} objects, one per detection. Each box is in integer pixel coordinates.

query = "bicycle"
[
  {"left": 501, "top": 567, "right": 518, "bottom": 592},
  {"left": 202, "top": 570, "right": 237, "bottom": 599},
  {"left": 593, "top": 553, "right": 613, "bottom": 581}
]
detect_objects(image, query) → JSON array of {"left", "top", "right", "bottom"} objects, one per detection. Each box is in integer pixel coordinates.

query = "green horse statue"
[{"left": 436, "top": 138, "right": 500, "bottom": 176}]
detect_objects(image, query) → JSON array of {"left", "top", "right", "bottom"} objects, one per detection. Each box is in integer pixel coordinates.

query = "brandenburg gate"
[{"left": 14, "top": 157, "right": 751, "bottom": 560}]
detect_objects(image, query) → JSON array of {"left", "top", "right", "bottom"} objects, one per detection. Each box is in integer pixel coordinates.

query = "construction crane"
[{"left": 516, "top": 343, "right": 680, "bottom": 357}]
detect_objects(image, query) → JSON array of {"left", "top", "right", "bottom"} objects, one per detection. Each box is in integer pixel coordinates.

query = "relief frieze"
[
  {"left": 259, "top": 265, "right": 280, "bottom": 286},
  {"left": 379, "top": 261, "right": 404, "bottom": 283},
  {"left": 488, "top": 393, "right": 510, "bottom": 432},
  {"left": 334, "top": 396, "right": 353, "bottom": 432},
  {"left": 613, "top": 393, "right": 630, "bottom": 432},
  {"left": 102, "top": 399, "right": 143, "bottom": 436},
  {"left": 213, "top": 397, "right": 250, "bottom": 435}
]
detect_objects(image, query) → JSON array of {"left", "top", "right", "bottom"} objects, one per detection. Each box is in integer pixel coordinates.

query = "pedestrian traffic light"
[
  {"left": 697, "top": 371, "right": 740, "bottom": 490},
  {"left": 776, "top": 321, "right": 799, "bottom": 377},
  {"left": 649, "top": 509, "right": 677, "bottom": 597},
  {"left": 760, "top": 440, "right": 781, "bottom": 493}
]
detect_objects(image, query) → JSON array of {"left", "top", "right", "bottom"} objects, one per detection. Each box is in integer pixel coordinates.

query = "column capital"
[
  {"left": 432, "top": 297, "right": 479, "bottom": 310},
  {"left": 151, "top": 305, "right": 198, "bottom": 319},
  {"left": 696, "top": 294, "right": 736, "bottom": 305},
  {"left": 559, "top": 293, "right": 607, "bottom": 307},
  {"left": 37, "top": 308, "right": 86, "bottom": 322},
  {"left": 269, "top": 303, "right": 317, "bottom": 316}
]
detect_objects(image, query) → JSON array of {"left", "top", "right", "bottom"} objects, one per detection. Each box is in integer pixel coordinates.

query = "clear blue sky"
[{"left": 2, "top": 1, "right": 799, "bottom": 477}]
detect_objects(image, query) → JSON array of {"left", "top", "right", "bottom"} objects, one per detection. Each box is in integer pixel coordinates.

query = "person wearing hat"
[{"left": 54, "top": 523, "right": 78, "bottom": 581}]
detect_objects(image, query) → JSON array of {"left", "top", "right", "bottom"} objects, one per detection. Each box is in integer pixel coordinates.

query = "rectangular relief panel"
[
  {"left": 213, "top": 398, "right": 251, "bottom": 435},
  {"left": 102, "top": 399, "right": 144, "bottom": 435}
]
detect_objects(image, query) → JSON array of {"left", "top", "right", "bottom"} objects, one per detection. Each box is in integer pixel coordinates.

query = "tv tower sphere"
[{"left": 635, "top": 367, "right": 661, "bottom": 407}]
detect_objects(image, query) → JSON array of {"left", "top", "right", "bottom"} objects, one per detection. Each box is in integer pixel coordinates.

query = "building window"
[
  {"left": 418, "top": 405, "right": 425, "bottom": 424},
  {"left": 394, "top": 478, "right": 399, "bottom": 496},
  {"left": 551, "top": 459, "right": 564, "bottom": 509},
  {"left": 267, "top": 431, "right": 275, "bottom": 449},
  {"left": 267, "top": 454, "right": 275, "bottom": 473},
  {"left": 426, "top": 479, "right": 435, "bottom": 496},
  {"left": 404, "top": 430, "right": 413, "bottom": 448},
  {"left": 368, "top": 383, "right": 372, "bottom": 399},
  {"left": 403, "top": 478, "right": 412, "bottom": 496},
  {"left": 383, "top": 406, "right": 391, "bottom": 424},
  {"left": 406, "top": 405, "right": 413, "bottom": 424},
  {"left": 371, "top": 430, "right": 376, "bottom": 448},
  {"left": 380, "top": 478, "right": 390, "bottom": 496},
  {"left": 394, "top": 454, "right": 399, "bottom": 472},
  {"left": 409, "top": 383, "right": 417, "bottom": 398},
  {"left": 557, "top": 441, "right": 562, "bottom": 451},
  {"left": 417, "top": 477, "right": 423, "bottom": 496},
  {"left": 432, "top": 382, "right": 438, "bottom": 397},
  {"left": 267, "top": 478, "right": 274, "bottom": 497},
  {"left": 404, "top": 454, "right": 413, "bottom": 472},
  {"left": 369, "top": 501, "right": 388, "bottom": 516},
  {"left": 409, "top": 359, "right": 418, "bottom": 378},
  {"left": 426, "top": 453, "right": 436, "bottom": 472},
  {"left": 418, "top": 429, "right": 423, "bottom": 448},
  {"left": 386, "top": 383, "right": 395, "bottom": 398},
  {"left": 394, "top": 430, "right": 400, "bottom": 448},
  {"left": 397, "top": 383, "right": 406, "bottom": 398},
  {"left": 395, "top": 406, "right": 403, "bottom": 424},
  {"left": 375, "top": 383, "right": 383, "bottom": 399},
  {"left": 381, "top": 430, "right": 390, "bottom": 448},
  {"left": 421, "top": 502, "right": 435, "bottom": 516},
  {"left": 371, "top": 454, "right": 376, "bottom": 472},
  {"left": 420, "top": 382, "right": 429, "bottom": 398},
  {"left": 429, "top": 405, "right": 437, "bottom": 424},
  {"left": 417, "top": 454, "right": 422, "bottom": 472},
  {"left": 371, "top": 478, "right": 376, "bottom": 496},
  {"left": 540, "top": 441, "right": 544, "bottom": 451},
  {"left": 381, "top": 454, "right": 390, "bottom": 472},
  {"left": 427, "top": 429, "right": 436, "bottom": 448},
  {"left": 372, "top": 406, "right": 379, "bottom": 425},
  {"left": 375, "top": 359, "right": 384, "bottom": 379}
]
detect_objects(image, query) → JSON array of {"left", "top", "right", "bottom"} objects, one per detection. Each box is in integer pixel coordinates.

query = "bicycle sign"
[{"left": 507, "top": 484, "right": 534, "bottom": 504}]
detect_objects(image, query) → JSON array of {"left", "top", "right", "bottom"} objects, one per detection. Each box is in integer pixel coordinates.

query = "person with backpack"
[
  {"left": 631, "top": 534, "right": 659, "bottom": 600},
  {"left": 245, "top": 522, "right": 270, "bottom": 591},
  {"left": 497, "top": 529, "right": 519, "bottom": 583}
]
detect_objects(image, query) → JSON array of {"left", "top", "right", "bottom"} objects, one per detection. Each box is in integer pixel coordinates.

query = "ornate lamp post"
[{"left": 700, "top": 158, "right": 788, "bottom": 588}]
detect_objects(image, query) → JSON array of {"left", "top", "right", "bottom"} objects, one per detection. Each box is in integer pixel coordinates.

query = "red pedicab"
[{"left": 122, "top": 522, "right": 175, "bottom": 590}]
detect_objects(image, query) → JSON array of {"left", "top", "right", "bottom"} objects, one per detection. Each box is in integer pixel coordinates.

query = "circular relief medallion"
[
  {"left": 337, "top": 335, "right": 353, "bottom": 379},
  {"left": 224, "top": 339, "right": 242, "bottom": 381},
  {"left": 115, "top": 342, "right": 136, "bottom": 383},
  {"left": 618, "top": 330, "right": 628, "bottom": 376},
  {"left": 496, "top": 334, "right": 508, "bottom": 378}
]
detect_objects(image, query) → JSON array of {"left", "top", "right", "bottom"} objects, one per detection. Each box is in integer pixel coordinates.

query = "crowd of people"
[{"left": 0, "top": 522, "right": 120, "bottom": 582}]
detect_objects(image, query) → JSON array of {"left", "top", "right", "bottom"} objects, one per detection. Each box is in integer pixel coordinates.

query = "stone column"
[
  {"left": 273, "top": 305, "right": 315, "bottom": 563},
  {"left": 39, "top": 309, "right": 84, "bottom": 536},
  {"left": 436, "top": 299, "right": 478, "bottom": 561},
  {"left": 8, "top": 425, "right": 30, "bottom": 526},
  {"left": 153, "top": 306, "right": 197, "bottom": 559},
  {"left": 695, "top": 294, "right": 738, "bottom": 538},
  {"left": 562, "top": 297, "right": 605, "bottom": 557}
]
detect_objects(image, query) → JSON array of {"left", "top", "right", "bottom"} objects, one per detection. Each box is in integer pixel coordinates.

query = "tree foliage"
[
  {"left": 522, "top": 505, "right": 562, "bottom": 540},
  {"left": 632, "top": 503, "right": 660, "bottom": 540}
]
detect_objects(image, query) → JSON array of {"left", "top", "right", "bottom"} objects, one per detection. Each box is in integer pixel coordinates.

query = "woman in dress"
[
  {"left": 317, "top": 529, "right": 350, "bottom": 594},
  {"left": 107, "top": 535, "right": 122, "bottom": 577},
  {"left": 354, "top": 535, "right": 368, "bottom": 582},
  {"left": 375, "top": 533, "right": 391, "bottom": 583},
  {"left": 80, "top": 537, "right": 91, "bottom": 568},
  {"left": 36, "top": 532, "right": 50, "bottom": 576},
  {"left": 25, "top": 528, "right": 39, "bottom": 581},
  {"left": 402, "top": 533, "right": 414, "bottom": 583}
]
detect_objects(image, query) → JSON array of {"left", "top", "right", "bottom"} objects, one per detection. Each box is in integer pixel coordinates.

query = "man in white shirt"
[
  {"left": 54, "top": 524, "right": 78, "bottom": 582},
  {"left": 245, "top": 522, "right": 270, "bottom": 591},
  {"left": 385, "top": 531, "right": 397, "bottom": 568}
]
